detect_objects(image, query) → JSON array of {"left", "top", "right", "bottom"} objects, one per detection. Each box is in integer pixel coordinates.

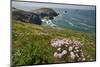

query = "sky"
[{"left": 12, "top": 1, "right": 96, "bottom": 11}]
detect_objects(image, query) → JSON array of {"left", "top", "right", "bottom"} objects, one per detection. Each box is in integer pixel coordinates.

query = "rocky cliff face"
[
  {"left": 12, "top": 7, "right": 58, "bottom": 25},
  {"left": 32, "top": 8, "right": 58, "bottom": 20},
  {"left": 12, "top": 8, "right": 42, "bottom": 25}
]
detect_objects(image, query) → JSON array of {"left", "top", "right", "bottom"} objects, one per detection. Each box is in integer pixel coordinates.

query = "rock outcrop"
[
  {"left": 32, "top": 8, "right": 58, "bottom": 20},
  {"left": 12, "top": 9, "right": 42, "bottom": 25},
  {"left": 12, "top": 7, "right": 58, "bottom": 25}
]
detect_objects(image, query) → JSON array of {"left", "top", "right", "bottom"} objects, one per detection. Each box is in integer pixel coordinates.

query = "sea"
[{"left": 51, "top": 8, "right": 96, "bottom": 35}]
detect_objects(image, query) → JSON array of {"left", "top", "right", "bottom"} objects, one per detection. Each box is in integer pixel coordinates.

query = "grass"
[{"left": 12, "top": 20, "right": 96, "bottom": 66}]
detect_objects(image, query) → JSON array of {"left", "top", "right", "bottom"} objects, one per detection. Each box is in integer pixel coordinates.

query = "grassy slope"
[{"left": 12, "top": 20, "right": 96, "bottom": 66}]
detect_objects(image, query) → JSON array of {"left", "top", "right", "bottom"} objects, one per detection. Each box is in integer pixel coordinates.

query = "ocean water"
[
  {"left": 12, "top": 1, "right": 96, "bottom": 35},
  {"left": 51, "top": 8, "right": 96, "bottom": 35}
]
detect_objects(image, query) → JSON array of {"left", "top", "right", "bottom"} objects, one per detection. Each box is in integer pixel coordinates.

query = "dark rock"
[
  {"left": 12, "top": 10, "right": 42, "bottom": 25},
  {"left": 32, "top": 8, "right": 58, "bottom": 20},
  {"left": 12, "top": 8, "right": 58, "bottom": 25},
  {"left": 29, "top": 13, "right": 42, "bottom": 25}
]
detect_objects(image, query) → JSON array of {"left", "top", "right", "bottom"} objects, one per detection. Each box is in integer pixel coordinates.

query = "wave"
[
  {"left": 68, "top": 22, "right": 74, "bottom": 26},
  {"left": 65, "top": 19, "right": 74, "bottom": 26},
  {"left": 79, "top": 22, "right": 95, "bottom": 28},
  {"left": 56, "top": 9, "right": 95, "bottom": 27},
  {"left": 41, "top": 19, "right": 57, "bottom": 27},
  {"left": 65, "top": 16, "right": 95, "bottom": 29}
]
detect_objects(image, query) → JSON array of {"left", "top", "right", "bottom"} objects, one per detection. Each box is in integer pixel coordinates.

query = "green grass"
[{"left": 12, "top": 20, "right": 96, "bottom": 66}]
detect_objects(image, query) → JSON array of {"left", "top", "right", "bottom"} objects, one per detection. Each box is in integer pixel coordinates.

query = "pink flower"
[
  {"left": 57, "top": 48, "right": 61, "bottom": 51},
  {"left": 54, "top": 52, "right": 58, "bottom": 58},
  {"left": 68, "top": 40, "right": 72, "bottom": 44},
  {"left": 75, "top": 54, "right": 79, "bottom": 57},
  {"left": 63, "top": 39, "right": 68, "bottom": 43},
  {"left": 65, "top": 45, "right": 68, "bottom": 47},
  {"left": 74, "top": 46, "right": 79, "bottom": 50},
  {"left": 68, "top": 46, "right": 73, "bottom": 51},
  {"left": 51, "top": 41, "right": 61, "bottom": 48},
  {"left": 59, "top": 40, "right": 65, "bottom": 47},
  {"left": 76, "top": 49, "right": 79, "bottom": 52},
  {"left": 51, "top": 38, "right": 83, "bottom": 60},
  {"left": 57, "top": 43, "right": 62, "bottom": 47},
  {"left": 54, "top": 52, "right": 63, "bottom": 58},
  {"left": 62, "top": 50, "right": 67, "bottom": 55},
  {"left": 70, "top": 52, "right": 75, "bottom": 59},
  {"left": 64, "top": 41, "right": 69, "bottom": 45}
]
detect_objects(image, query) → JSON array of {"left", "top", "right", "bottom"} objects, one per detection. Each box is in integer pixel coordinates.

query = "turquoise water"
[{"left": 52, "top": 8, "right": 96, "bottom": 35}]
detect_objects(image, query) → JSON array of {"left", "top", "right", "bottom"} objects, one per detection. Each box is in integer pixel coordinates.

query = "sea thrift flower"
[
  {"left": 74, "top": 46, "right": 79, "bottom": 50},
  {"left": 63, "top": 38, "right": 69, "bottom": 44},
  {"left": 76, "top": 50, "right": 79, "bottom": 52},
  {"left": 51, "top": 38, "right": 84, "bottom": 61},
  {"left": 57, "top": 43, "right": 62, "bottom": 47},
  {"left": 74, "top": 50, "right": 77, "bottom": 53},
  {"left": 68, "top": 40, "right": 72, "bottom": 44},
  {"left": 64, "top": 41, "right": 69, "bottom": 45},
  {"left": 65, "top": 45, "right": 68, "bottom": 47},
  {"left": 70, "top": 52, "right": 75, "bottom": 59},
  {"left": 51, "top": 41, "right": 62, "bottom": 48},
  {"left": 75, "top": 54, "right": 79, "bottom": 57},
  {"left": 54, "top": 52, "right": 63, "bottom": 58},
  {"left": 62, "top": 50, "right": 67, "bottom": 55},
  {"left": 59, "top": 40, "right": 64, "bottom": 45},
  {"left": 57, "top": 48, "right": 61, "bottom": 52},
  {"left": 68, "top": 46, "right": 73, "bottom": 51},
  {"left": 54, "top": 52, "right": 58, "bottom": 58}
]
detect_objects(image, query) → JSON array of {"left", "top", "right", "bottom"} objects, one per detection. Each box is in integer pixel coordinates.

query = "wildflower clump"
[{"left": 51, "top": 38, "right": 86, "bottom": 62}]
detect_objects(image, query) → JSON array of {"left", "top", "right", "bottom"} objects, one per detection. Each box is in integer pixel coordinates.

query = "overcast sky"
[{"left": 12, "top": 1, "right": 95, "bottom": 11}]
